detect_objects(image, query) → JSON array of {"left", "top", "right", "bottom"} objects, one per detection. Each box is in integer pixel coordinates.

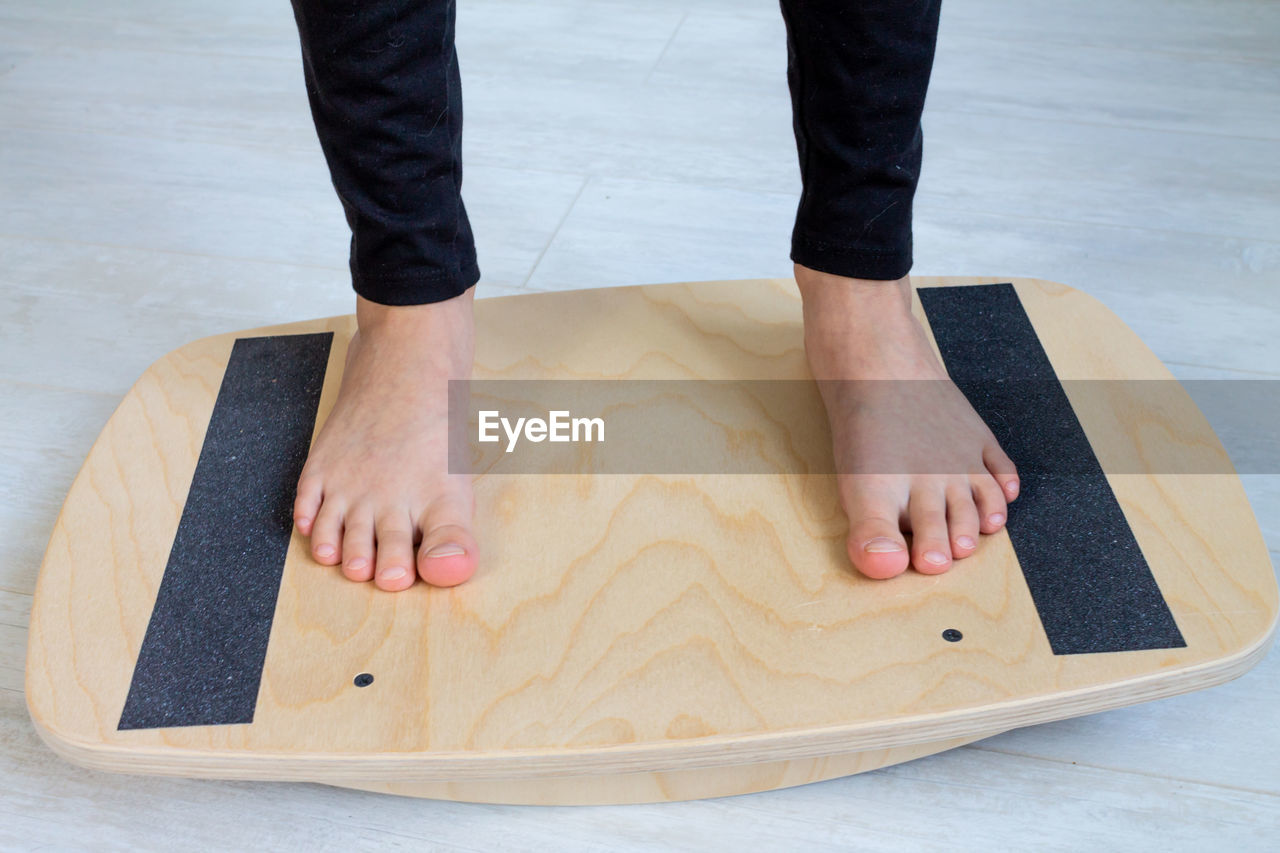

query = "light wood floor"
[{"left": 2, "top": 0, "right": 1278, "bottom": 849}]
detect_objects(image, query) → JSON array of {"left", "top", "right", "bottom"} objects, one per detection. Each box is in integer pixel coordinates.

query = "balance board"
[{"left": 25, "top": 276, "right": 1277, "bottom": 805}]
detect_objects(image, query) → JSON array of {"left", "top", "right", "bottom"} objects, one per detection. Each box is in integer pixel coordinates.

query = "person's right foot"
[{"left": 292, "top": 290, "right": 478, "bottom": 590}]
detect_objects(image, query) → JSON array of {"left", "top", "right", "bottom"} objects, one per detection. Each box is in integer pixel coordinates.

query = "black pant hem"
[{"left": 790, "top": 232, "right": 913, "bottom": 281}]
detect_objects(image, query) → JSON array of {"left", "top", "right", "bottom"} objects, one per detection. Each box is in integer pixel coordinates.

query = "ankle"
[
  {"left": 794, "top": 264, "right": 945, "bottom": 380},
  {"left": 794, "top": 263, "right": 911, "bottom": 312},
  {"left": 795, "top": 264, "right": 914, "bottom": 335},
  {"left": 355, "top": 289, "right": 474, "bottom": 335}
]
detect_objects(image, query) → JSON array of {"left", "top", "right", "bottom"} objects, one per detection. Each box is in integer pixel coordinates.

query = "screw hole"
[
  {"left": 942, "top": 629, "right": 963, "bottom": 643},
  {"left": 354, "top": 673, "right": 374, "bottom": 687}
]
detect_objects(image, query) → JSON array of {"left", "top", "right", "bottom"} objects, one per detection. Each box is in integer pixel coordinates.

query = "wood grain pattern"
[{"left": 24, "top": 277, "right": 1277, "bottom": 804}]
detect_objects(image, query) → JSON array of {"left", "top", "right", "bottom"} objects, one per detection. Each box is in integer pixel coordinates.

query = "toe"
[
  {"left": 946, "top": 483, "right": 981, "bottom": 560},
  {"left": 972, "top": 473, "right": 1008, "bottom": 534},
  {"left": 293, "top": 473, "right": 323, "bottom": 535},
  {"left": 841, "top": 478, "right": 910, "bottom": 580},
  {"left": 417, "top": 495, "right": 478, "bottom": 588},
  {"left": 309, "top": 498, "right": 344, "bottom": 565},
  {"left": 907, "top": 488, "right": 953, "bottom": 574},
  {"left": 373, "top": 512, "right": 417, "bottom": 592},
  {"left": 340, "top": 508, "right": 375, "bottom": 582},
  {"left": 983, "top": 443, "right": 1020, "bottom": 502}
]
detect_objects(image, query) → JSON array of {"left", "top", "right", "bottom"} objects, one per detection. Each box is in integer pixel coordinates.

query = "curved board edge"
[{"left": 326, "top": 732, "right": 1001, "bottom": 804}]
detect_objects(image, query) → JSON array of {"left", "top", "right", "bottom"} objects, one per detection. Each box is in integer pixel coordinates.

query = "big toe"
[
  {"left": 843, "top": 489, "right": 910, "bottom": 579},
  {"left": 417, "top": 497, "right": 478, "bottom": 587},
  {"left": 848, "top": 523, "right": 910, "bottom": 579}
]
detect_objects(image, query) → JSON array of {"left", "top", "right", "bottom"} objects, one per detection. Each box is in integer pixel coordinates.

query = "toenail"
[
  {"left": 956, "top": 535, "right": 976, "bottom": 550},
  {"left": 1006, "top": 480, "right": 1020, "bottom": 497},
  {"left": 425, "top": 543, "right": 466, "bottom": 558},
  {"left": 864, "top": 537, "right": 905, "bottom": 553},
  {"left": 316, "top": 545, "right": 335, "bottom": 559},
  {"left": 924, "top": 550, "right": 949, "bottom": 565},
  {"left": 347, "top": 558, "right": 368, "bottom": 572},
  {"left": 989, "top": 513, "right": 1005, "bottom": 526},
  {"left": 380, "top": 566, "right": 407, "bottom": 580}
]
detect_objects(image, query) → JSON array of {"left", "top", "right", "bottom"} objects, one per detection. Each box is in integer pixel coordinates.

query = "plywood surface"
[{"left": 23, "top": 277, "right": 1277, "bottom": 797}]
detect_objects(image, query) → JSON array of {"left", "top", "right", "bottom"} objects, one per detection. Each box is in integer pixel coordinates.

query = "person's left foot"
[{"left": 794, "top": 263, "right": 1020, "bottom": 579}]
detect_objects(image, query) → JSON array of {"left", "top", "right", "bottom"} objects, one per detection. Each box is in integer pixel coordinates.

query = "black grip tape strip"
[
  {"left": 918, "top": 284, "right": 1185, "bottom": 655},
  {"left": 118, "top": 332, "right": 332, "bottom": 729}
]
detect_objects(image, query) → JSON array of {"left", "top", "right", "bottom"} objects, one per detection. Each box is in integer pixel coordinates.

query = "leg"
[
  {"left": 778, "top": 0, "right": 1019, "bottom": 578},
  {"left": 288, "top": 0, "right": 479, "bottom": 589}
]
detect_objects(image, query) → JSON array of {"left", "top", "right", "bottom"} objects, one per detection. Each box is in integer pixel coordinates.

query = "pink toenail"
[
  {"left": 316, "top": 545, "right": 334, "bottom": 559},
  {"left": 956, "top": 535, "right": 976, "bottom": 550},
  {"left": 425, "top": 543, "right": 466, "bottom": 558},
  {"left": 864, "top": 538, "right": 905, "bottom": 553},
  {"left": 924, "top": 550, "right": 949, "bottom": 565},
  {"left": 347, "top": 558, "right": 368, "bottom": 571},
  {"left": 380, "top": 566, "right": 407, "bottom": 580},
  {"left": 1006, "top": 480, "right": 1020, "bottom": 497},
  {"left": 989, "top": 513, "right": 1005, "bottom": 526}
]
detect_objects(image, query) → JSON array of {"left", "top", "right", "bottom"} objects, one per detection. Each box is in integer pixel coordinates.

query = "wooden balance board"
[{"left": 25, "top": 276, "right": 1277, "bottom": 805}]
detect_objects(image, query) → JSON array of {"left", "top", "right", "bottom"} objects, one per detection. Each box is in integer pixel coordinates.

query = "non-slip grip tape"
[
  {"left": 118, "top": 333, "right": 332, "bottom": 730},
  {"left": 918, "top": 283, "right": 1185, "bottom": 655}
]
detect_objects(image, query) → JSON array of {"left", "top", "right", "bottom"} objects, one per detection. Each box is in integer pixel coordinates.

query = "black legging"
[{"left": 289, "top": 1, "right": 942, "bottom": 305}]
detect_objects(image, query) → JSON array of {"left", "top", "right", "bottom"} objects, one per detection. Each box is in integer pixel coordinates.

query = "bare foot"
[
  {"left": 292, "top": 290, "right": 478, "bottom": 590},
  {"left": 795, "top": 263, "right": 1020, "bottom": 579}
]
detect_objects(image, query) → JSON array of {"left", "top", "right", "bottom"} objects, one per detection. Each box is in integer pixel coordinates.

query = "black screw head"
[
  {"left": 353, "top": 673, "right": 374, "bottom": 687},
  {"left": 942, "top": 629, "right": 963, "bottom": 643}
]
